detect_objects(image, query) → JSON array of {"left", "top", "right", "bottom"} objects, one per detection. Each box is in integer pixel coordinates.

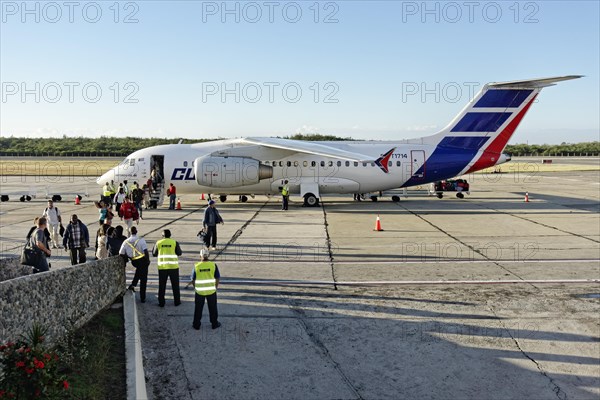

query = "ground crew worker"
[
  {"left": 120, "top": 226, "right": 150, "bottom": 303},
  {"left": 281, "top": 180, "right": 290, "bottom": 211},
  {"left": 192, "top": 249, "right": 221, "bottom": 330},
  {"left": 108, "top": 180, "right": 116, "bottom": 206},
  {"left": 152, "top": 229, "right": 182, "bottom": 307},
  {"left": 102, "top": 182, "right": 112, "bottom": 206},
  {"left": 123, "top": 180, "right": 130, "bottom": 197}
]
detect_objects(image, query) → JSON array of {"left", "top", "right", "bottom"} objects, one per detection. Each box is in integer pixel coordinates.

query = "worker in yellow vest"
[
  {"left": 192, "top": 249, "right": 221, "bottom": 330},
  {"left": 152, "top": 229, "right": 183, "bottom": 307},
  {"left": 281, "top": 180, "right": 289, "bottom": 211},
  {"left": 102, "top": 182, "right": 112, "bottom": 207},
  {"left": 108, "top": 180, "right": 116, "bottom": 207}
]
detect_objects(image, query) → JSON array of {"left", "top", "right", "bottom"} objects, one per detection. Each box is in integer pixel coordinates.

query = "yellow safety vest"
[
  {"left": 156, "top": 238, "right": 179, "bottom": 270},
  {"left": 125, "top": 239, "right": 145, "bottom": 260},
  {"left": 103, "top": 186, "right": 112, "bottom": 196},
  {"left": 282, "top": 184, "right": 289, "bottom": 196},
  {"left": 108, "top": 184, "right": 116, "bottom": 195},
  {"left": 194, "top": 261, "right": 217, "bottom": 296}
]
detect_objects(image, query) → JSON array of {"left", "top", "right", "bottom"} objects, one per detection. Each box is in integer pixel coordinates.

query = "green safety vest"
[
  {"left": 282, "top": 184, "right": 289, "bottom": 196},
  {"left": 108, "top": 184, "right": 116, "bottom": 195},
  {"left": 155, "top": 238, "right": 179, "bottom": 270},
  {"left": 194, "top": 261, "right": 217, "bottom": 296}
]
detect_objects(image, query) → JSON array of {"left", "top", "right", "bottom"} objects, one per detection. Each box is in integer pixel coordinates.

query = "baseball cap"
[{"left": 208, "top": 200, "right": 215, "bottom": 205}]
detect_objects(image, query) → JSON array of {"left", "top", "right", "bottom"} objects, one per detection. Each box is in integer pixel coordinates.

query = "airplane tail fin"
[{"left": 419, "top": 75, "right": 582, "bottom": 173}]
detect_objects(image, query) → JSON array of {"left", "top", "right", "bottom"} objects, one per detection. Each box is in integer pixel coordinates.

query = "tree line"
[{"left": 0, "top": 135, "right": 597, "bottom": 157}]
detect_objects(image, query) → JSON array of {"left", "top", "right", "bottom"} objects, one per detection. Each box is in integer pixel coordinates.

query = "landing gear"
[
  {"left": 456, "top": 192, "right": 464, "bottom": 199},
  {"left": 370, "top": 195, "right": 378, "bottom": 202},
  {"left": 239, "top": 195, "right": 248, "bottom": 203},
  {"left": 436, "top": 193, "right": 444, "bottom": 199},
  {"left": 391, "top": 195, "right": 400, "bottom": 202},
  {"left": 219, "top": 195, "right": 227, "bottom": 203},
  {"left": 303, "top": 193, "right": 319, "bottom": 207},
  {"left": 52, "top": 195, "right": 62, "bottom": 202},
  {"left": 1, "top": 195, "right": 8, "bottom": 202}
]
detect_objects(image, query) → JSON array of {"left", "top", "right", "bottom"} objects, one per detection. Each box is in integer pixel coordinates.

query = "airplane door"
[{"left": 411, "top": 150, "right": 425, "bottom": 179}]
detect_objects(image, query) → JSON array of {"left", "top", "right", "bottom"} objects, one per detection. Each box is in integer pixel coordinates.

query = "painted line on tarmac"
[{"left": 124, "top": 276, "right": 600, "bottom": 286}]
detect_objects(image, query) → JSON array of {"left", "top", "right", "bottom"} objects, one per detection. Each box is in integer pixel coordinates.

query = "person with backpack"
[
  {"left": 106, "top": 225, "right": 127, "bottom": 257},
  {"left": 41, "top": 200, "right": 62, "bottom": 249},
  {"left": 120, "top": 226, "right": 150, "bottom": 303},
  {"left": 27, "top": 217, "right": 52, "bottom": 273},
  {"left": 120, "top": 197, "right": 139, "bottom": 236}
]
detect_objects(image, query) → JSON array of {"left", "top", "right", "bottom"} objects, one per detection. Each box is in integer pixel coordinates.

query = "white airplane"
[{"left": 97, "top": 76, "right": 581, "bottom": 207}]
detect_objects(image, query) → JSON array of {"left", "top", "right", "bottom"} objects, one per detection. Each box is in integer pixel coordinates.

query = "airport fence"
[{"left": 0, "top": 256, "right": 126, "bottom": 346}]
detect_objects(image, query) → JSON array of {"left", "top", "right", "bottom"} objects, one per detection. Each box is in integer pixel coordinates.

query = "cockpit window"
[
  {"left": 130, "top": 159, "right": 135, "bottom": 166},
  {"left": 121, "top": 158, "right": 129, "bottom": 166}
]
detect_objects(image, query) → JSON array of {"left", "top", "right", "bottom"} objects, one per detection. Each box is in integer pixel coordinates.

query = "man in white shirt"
[
  {"left": 41, "top": 200, "right": 62, "bottom": 248},
  {"left": 119, "top": 226, "right": 150, "bottom": 303}
]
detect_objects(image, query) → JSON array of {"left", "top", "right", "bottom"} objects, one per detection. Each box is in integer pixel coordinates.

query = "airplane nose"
[{"left": 97, "top": 170, "right": 114, "bottom": 186}]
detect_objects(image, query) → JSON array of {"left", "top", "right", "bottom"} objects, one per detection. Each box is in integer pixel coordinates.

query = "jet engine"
[{"left": 194, "top": 156, "right": 273, "bottom": 188}]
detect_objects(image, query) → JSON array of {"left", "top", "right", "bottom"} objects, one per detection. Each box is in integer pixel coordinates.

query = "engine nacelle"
[{"left": 194, "top": 156, "right": 273, "bottom": 188}]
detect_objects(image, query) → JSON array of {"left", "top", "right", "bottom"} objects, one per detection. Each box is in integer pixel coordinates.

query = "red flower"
[
  {"left": 63, "top": 380, "right": 69, "bottom": 390},
  {"left": 43, "top": 353, "right": 51, "bottom": 361},
  {"left": 34, "top": 360, "right": 45, "bottom": 369},
  {"left": 15, "top": 361, "right": 25, "bottom": 368},
  {"left": 25, "top": 367, "right": 34, "bottom": 374}
]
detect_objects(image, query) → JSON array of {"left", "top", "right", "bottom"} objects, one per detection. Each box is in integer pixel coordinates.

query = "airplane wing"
[{"left": 239, "top": 137, "right": 375, "bottom": 162}]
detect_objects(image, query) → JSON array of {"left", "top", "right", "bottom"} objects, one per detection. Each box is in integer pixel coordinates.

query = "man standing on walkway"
[
  {"left": 168, "top": 183, "right": 177, "bottom": 210},
  {"left": 281, "top": 180, "right": 290, "bottom": 211},
  {"left": 203, "top": 200, "right": 223, "bottom": 250},
  {"left": 62, "top": 214, "right": 89, "bottom": 265},
  {"left": 192, "top": 249, "right": 221, "bottom": 330},
  {"left": 120, "top": 226, "right": 150, "bottom": 303},
  {"left": 41, "top": 200, "right": 62, "bottom": 248},
  {"left": 152, "top": 229, "right": 182, "bottom": 307},
  {"left": 132, "top": 182, "right": 144, "bottom": 219},
  {"left": 120, "top": 197, "right": 139, "bottom": 236}
]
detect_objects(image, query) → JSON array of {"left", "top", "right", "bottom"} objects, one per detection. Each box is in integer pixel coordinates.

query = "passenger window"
[
  {"left": 184, "top": 161, "right": 188, "bottom": 167},
  {"left": 294, "top": 161, "right": 299, "bottom": 167},
  {"left": 354, "top": 162, "right": 359, "bottom": 167},
  {"left": 138, "top": 158, "right": 144, "bottom": 161},
  {"left": 279, "top": 161, "right": 283, "bottom": 167},
  {"left": 320, "top": 161, "right": 325, "bottom": 167},
  {"left": 362, "top": 162, "right": 367, "bottom": 167},
  {"left": 388, "top": 161, "right": 392, "bottom": 167},
  {"left": 328, "top": 161, "right": 333, "bottom": 167},
  {"left": 371, "top": 163, "right": 375, "bottom": 167},
  {"left": 311, "top": 161, "right": 316, "bottom": 167},
  {"left": 287, "top": 161, "right": 291, "bottom": 167},
  {"left": 345, "top": 161, "right": 350, "bottom": 167},
  {"left": 264, "top": 161, "right": 270, "bottom": 165},
  {"left": 396, "top": 161, "right": 401, "bottom": 167},
  {"left": 272, "top": 161, "right": 276, "bottom": 166},
  {"left": 337, "top": 161, "right": 342, "bottom": 167},
  {"left": 303, "top": 161, "right": 308, "bottom": 167}
]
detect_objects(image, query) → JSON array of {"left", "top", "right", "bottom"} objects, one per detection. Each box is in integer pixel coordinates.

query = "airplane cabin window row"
[{"left": 261, "top": 160, "right": 402, "bottom": 168}]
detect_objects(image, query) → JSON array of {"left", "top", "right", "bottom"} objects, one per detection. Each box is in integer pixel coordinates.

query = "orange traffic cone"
[
  {"left": 74, "top": 195, "right": 80, "bottom": 205},
  {"left": 524, "top": 192, "right": 529, "bottom": 202},
  {"left": 374, "top": 215, "right": 383, "bottom": 231},
  {"left": 176, "top": 198, "right": 182, "bottom": 210},
  {"left": 201, "top": 193, "right": 205, "bottom": 200}
]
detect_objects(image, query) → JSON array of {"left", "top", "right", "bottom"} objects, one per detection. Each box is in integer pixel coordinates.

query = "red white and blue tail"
[{"left": 416, "top": 75, "right": 582, "bottom": 177}]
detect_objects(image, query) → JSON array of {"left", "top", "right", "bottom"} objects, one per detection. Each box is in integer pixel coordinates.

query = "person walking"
[
  {"left": 203, "top": 200, "right": 223, "bottom": 250},
  {"left": 152, "top": 229, "right": 183, "bottom": 307},
  {"left": 108, "top": 180, "right": 116, "bottom": 208},
  {"left": 106, "top": 225, "right": 127, "bottom": 257},
  {"left": 62, "top": 214, "right": 89, "bottom": 265},
  {"left": 123, "top": 180, "right": 130, "bottom": 197},
  {"left": 120, "top": 197, "right": 139, "bottom": 236},
  {"left": 41, "top": 200, "right": 62, "bottom": 248},
  {"left": 113, "top": 187, "right": 126, "bottom": 217},
  {"left": 167, "top": 183, "right": 177, "bottom": 210},
  {"left": 95, "top": 224, "right": 110, "bottom": 260},
  {"left": 120, "top": 226, "right": 150, "bottom": 303},
  {"left": 132, "top": 183, "right": 144, "bottom": 219},
  {"left": 281, "top": 180, "right": 290, "bottom": 211},
  {"left": 28, "top": 217, "right": 52, "bottom": 273},
  {"left": 192, "top": 249, "right": 221, "bottom": 330}
]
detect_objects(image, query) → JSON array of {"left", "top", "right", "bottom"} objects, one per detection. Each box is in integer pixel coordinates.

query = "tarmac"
[{"left": 0, "top": 159, "right": 599, "bottom": 399}]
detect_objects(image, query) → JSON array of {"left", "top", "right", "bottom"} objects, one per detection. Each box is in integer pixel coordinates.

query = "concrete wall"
[
  {"left": 0, "top": 256, "right": 33, "bottom": 282},
  {"left": 0, "top": 256, "right": 126, "bottom": 345}
]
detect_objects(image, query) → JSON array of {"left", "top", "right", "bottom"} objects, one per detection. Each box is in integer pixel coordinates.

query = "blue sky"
[{"left": 1, "top": 0, "right": 599, "bottom": 144}]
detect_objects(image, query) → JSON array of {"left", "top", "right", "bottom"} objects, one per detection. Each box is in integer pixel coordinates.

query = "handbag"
[
  {"left": 59, "top": 223, "right": 65, "bottom": 237},
  {"left": 21, "top": 244, "right": 42, "bottom": 267}
]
